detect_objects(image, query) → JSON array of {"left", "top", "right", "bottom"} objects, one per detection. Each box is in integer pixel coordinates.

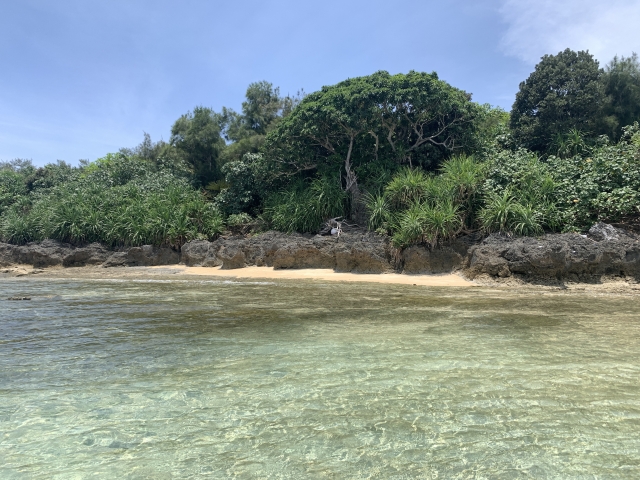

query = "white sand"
[{"left": 151, "top": 265, "right": 475, "bottom": 287}]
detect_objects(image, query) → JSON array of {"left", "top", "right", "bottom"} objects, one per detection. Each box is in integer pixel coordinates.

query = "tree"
[
  {"left": 219, "top": 82, "right": 304, "bottom": 165},
  {"left": 213, "top": 153, "right": 268, "bottom": 215},
  {"left": 170, "top": 106, "right": 225, "bottom": 186},
  {"left": 263, "top": 70, "right": 480, "bottom": 217},
  {"left": 510, "top": 49, "right": 606, "bottom": 152},
  {"left": 601, "top": 52, "right": 640, "bottom": 140},
  {"left": 119, "top": 132, "right": 167, "bottom": 163}
]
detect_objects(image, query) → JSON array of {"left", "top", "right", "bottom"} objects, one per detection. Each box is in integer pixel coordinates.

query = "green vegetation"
[
  {"left": 0, "top": 154, "right": 222, "bottom": 247},
  {"left": 2, "top": 49, "right": 640, "bottom": 249}
]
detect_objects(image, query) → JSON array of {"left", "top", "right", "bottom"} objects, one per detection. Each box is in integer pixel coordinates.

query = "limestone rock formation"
[{"left": 1, "top": 223, "right": 638, "bottom": 283}]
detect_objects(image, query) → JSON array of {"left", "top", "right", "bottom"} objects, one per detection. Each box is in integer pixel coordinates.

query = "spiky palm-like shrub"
[
  {"left": 364, "top": 192, "right": 390, "bottom": 231},
  {"left": 510, "top": 204, "right": 544, "bottom": 236},
  {"left": 479, "top": 190, "right": 545, "bottom": 236},
  {"left": 391, "top": 201, "right": 463, "bottom": 248},
  {"left": 421, "top": 201, "right": 462, "bottom": 245},
  {"left": 478, "top": 190, "right": 518, "bottom": 233},
  {"left": 384, "top": 168, "right": 430, "bottom": 209},
  {"left": 0, "top": 179, "right": 224, "bottom": 247},
  {"left": 391, "top": 206, "right": 425, "bottom": 248},
  {"left": 439, "top": 155, "right": 486, "bottom": 223}
]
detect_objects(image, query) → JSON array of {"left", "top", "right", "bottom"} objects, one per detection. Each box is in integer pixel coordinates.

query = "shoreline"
[
  {"left": 3, "top": 264, "right": 640, "bottom": 295},
  {"left": 1, "top": 264, "right": 474, "bottom": 287}
]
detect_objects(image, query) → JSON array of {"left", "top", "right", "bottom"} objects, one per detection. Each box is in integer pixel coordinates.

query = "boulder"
[
  {"left": 218, "top": 244, "right": 247, "bottom": 269},
  {"left": 465, "top": 228, "right": 640, "bottom": 280},
  {"left": 180, "top": 240, "right": 212, "bottom": 266},
  {"left": 402, "top": 246, "right": 465, "bottom": 274},
  {"left": 62, "top": 243, "right": 111, "bottom": 267},
  {"left": 588, "top": 222, "right": 620, "bottom": 242},
  {"left": 103, "top": 245, "right": 179, "bottom": 267}
]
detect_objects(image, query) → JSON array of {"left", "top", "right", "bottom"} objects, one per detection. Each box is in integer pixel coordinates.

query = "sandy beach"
[
  {"left": 3, "top": 264, "right": 473, "bottom": 286},
  {"left": 150, "top": 265, "right": 476, "bottom": 286},
  {"left": 5, "top": 264, "right": 640, "bottom": 295}
]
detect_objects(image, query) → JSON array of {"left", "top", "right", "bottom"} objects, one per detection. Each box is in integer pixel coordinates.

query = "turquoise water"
[{"left": 1, "top": 278, "right": 640, "bottom": 478}]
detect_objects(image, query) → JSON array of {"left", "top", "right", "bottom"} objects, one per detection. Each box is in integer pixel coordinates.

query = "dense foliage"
[
  {"left": 548, "top": 124, "right": 640, "bottom": 229},
  {"left": 0, "top": 154, "right": 223, "bottom": 247},
  {"left": 262, "top": 71, "right": 481, "bottom": 212},
  {"left": 601, "top": 53, "right": 640, "bottom": 141},
  {"left": 510, "top": 49, "right": 606, "bottom": 152},
  {"left": 2, "top": 49, "right": 640, "bottom": 249},
  {"left": 364, "top": 156, "right": 485, "bottom": 247}
]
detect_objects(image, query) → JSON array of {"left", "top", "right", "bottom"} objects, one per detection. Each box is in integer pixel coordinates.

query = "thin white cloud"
[{"left": 499, "top": 0, "right": 640, "bottom": 65}]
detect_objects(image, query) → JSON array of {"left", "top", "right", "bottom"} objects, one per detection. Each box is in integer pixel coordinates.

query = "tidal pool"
[{"left": 1, "top": 278, "right": 639, "bottom": 478}]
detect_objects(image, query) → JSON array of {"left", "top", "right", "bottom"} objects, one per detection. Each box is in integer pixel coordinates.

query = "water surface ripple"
[{"left": 1, "top": 278, "right": 639, "bottom": 478}]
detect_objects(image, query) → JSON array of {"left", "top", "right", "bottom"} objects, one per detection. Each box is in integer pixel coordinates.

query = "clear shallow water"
[{"left": 1, "top": 278, "right": 640, "bottom": 479}]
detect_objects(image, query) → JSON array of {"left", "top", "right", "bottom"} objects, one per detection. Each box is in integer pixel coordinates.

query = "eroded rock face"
[
  {"left": 2, "top": 223, "right": 639, "bottom": 282},
  {"left": 0, "top": 240, "right": 112, "bottom": 268},
  {"left": 0, "top": 240, "right": 179, "bottom": 268},
  {"left": 101, "top": 245, "right": 179, "bottom": 267},
  {"left": 465, "top": 228, "right": 640, "bottom": 280},
  {"left": 180, "top": 230, "right": 395, "bottom": 273},
  {"left": 402, "top": 246, "right": 464, "bottom": 274},
  {"left": 180, "top": 240, "right": 221, "bottom": 267}
]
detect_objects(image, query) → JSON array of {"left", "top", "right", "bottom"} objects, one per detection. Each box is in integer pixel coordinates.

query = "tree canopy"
[
  {"left": 602, "top": 53, "right": 640, "bottom": 140},
  {"left": 263, "top": 71, "right": 481, "bottom": 198},
  {"left": 170, "top": 106, "right": 226, "bottom": 186},
  {"left": 510, "top": 49, "right": 606, "bottom": 152},
  {"left": 5, "top": 58, "right": 640, "bottom": 245},
  {"left": 218, "top": 82, "right": 303, "bottom": 165}
]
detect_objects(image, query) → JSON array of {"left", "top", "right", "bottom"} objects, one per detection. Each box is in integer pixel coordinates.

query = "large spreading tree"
[
  {"left": 510, "top": 49, "right": 606, "bottom": 152},
  {"left": 263, "top": 70, "right": 481, "bottom": 214}
]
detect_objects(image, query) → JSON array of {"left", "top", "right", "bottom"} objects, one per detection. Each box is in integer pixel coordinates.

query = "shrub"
[
  {"left": 548, "top": 123, "right": 640, "bottom": 229},
  {"left": 480, "top": 149, "right": 561, "bottom": 234},
  {"left": 439, "top": 155, "right": 486, "bottom": 225},
  {"left": 263, "top": 176, "right": 347, "bottom": 233},
  {"left": 390, "top": 201, "right": 462, "bottom": 248},
  {"left": 226, "top": 213, "right": 253, "bottom": 227},
  {"left": 421, "top": 201, "right": 463, "bottom": 244},
  {"left": 384, "top": 168, "right": 430, "bottom": 209},
  {"left": 0, "top": 155, "right": 224, "bottom": 247},
  {"left": 213, "top": 153, "right": 266, "bottom": 215},
  {"left": 364, "top": 192, "right": 389, "bottom": 231}
]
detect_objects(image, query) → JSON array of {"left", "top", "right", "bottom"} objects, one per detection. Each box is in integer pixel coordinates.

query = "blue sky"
[{"left": 2, "top": 0, "right": 639, "bottom": 166}]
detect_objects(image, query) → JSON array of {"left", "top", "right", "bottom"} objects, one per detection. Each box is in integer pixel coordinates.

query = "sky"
[{"left": 1, "top": 0, "right": 639, "bottom": 166}]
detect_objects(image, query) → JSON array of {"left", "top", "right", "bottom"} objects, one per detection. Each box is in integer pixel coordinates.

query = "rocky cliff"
[
  {"left": 0, "top": 240, "right": 178, "bottom": 269},
  {"left": 2, "top": 223, "right": 639, "bottom": 283}
]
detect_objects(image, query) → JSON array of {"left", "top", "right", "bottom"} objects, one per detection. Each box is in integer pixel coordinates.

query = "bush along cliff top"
[{"left": 2, "top": 51, "right": 640, "bottom": 249}]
